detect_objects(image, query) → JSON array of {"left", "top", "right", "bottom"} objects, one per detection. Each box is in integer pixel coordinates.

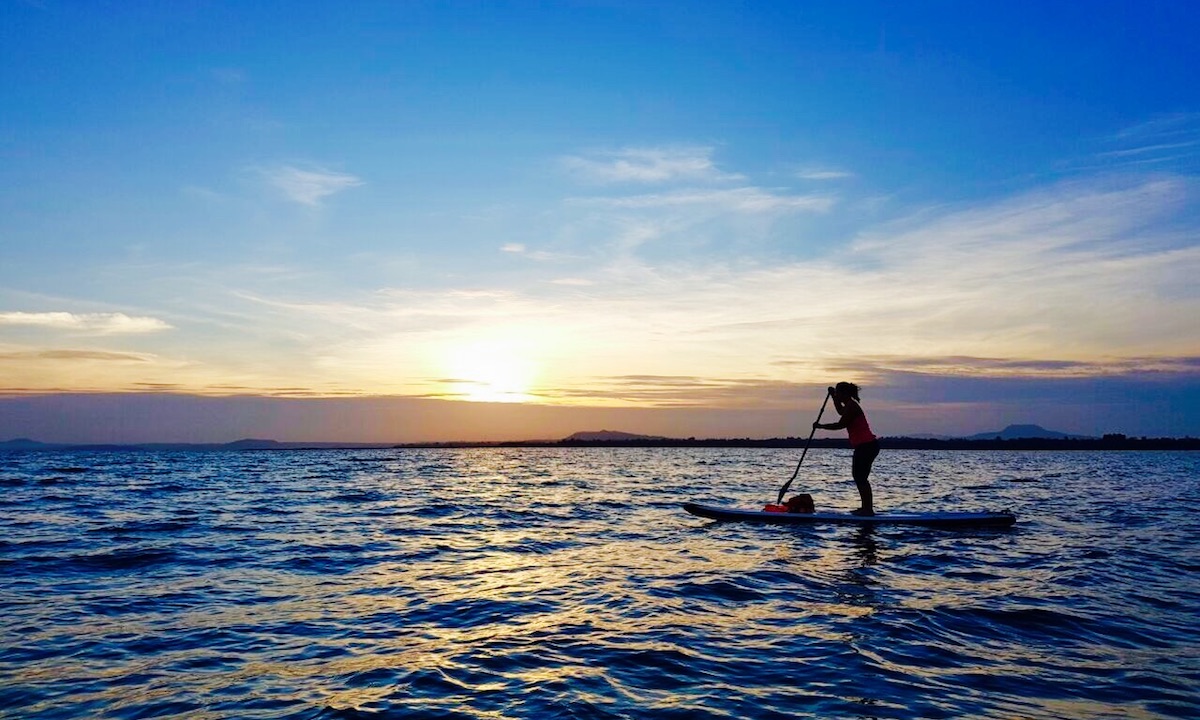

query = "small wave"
[
  {"left": 69, "top": 547, "right": 179, "bottom": 572},
  {"left": 407, "top": 596, "right": 560, "bottom": 628},
  {"left": 411, "top": 504, "right": 466, "bottom": 518},
  {"left": 906, "top": 604, "right": 1155, "bottom": 654},
  {"left": 672, "top": 578, "right": 767, "bottom": 603},
  {"left": 268, "top": 542, "right": 389, "bottom": 575},
  {"left": 37, "top": 492, "right": 77, "bottom": 502},
  {"left": 332, "top": 490, "right": 389, "bottom": 503},
  {"left": 88, "top": 519, "right": 198, "bottom": 535},
  {"left": 414, "top": 463, "right": 455, "bottom": 475}
]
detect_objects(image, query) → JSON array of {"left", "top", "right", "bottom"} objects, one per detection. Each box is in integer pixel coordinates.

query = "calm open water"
[{"left": 1, "top": 447, "right": 1197, "bottom": 719}]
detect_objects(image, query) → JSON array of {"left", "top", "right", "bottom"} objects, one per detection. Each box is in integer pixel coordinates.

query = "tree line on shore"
[{"left": 424, "top": 434, "right": 1200, "bottom": 451}]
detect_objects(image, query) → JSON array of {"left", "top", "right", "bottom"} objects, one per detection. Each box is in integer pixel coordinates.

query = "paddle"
[{"left": 775, "top": 387, "right": 833, "bottom": 505}]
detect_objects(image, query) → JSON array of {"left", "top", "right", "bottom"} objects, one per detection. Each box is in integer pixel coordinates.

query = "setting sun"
[{"left": 444, "top": 338, "right": 540, "bottom": 403}]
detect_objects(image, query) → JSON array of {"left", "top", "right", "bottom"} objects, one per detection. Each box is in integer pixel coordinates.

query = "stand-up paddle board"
[{"left": 682, "top": 502, "right": 1016, "bottom": 528}]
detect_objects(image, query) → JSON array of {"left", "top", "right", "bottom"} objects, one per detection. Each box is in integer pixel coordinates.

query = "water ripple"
[{"left": 1, "top": 448, "right": 1197, "bottom": 718}]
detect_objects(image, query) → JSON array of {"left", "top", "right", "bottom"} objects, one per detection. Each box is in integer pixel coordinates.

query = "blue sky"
[{"left": 2, "top": 1, "right": 1198, "bottom": 442}]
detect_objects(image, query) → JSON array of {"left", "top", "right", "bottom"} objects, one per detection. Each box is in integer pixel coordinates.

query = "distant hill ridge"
[
  {"left": 963, "top": 424, "right": 1090, "bottom": 440},
  {"left": 566, "top": 425, "right": 1088, "bottom": 442},
  {"left": 0, "top": 438, "right": 52, "bottom": 449},
  {"left": 563, "top": 430, "right": 665, "bottom": 442}
]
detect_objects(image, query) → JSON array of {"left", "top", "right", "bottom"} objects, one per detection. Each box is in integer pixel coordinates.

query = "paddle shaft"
[{"left": 776, "top": 390, "right": 832, "bottom": 504}]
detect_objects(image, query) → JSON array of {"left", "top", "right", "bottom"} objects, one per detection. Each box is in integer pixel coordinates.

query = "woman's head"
[{"left": 834, "top": 382, "right": 861, "bottom": 401}]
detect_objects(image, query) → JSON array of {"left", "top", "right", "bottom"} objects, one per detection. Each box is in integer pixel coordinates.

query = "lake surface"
[{"left": 2, "top": 447, "right": 1198, "bottom": 719}]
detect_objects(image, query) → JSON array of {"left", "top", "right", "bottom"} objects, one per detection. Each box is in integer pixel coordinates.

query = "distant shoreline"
[
  {"left": 3, "top": 436, "right": 1197, "bottom": 452},
  {"left": 400, "top": 436, "right": 1200, "bottom": 451}
]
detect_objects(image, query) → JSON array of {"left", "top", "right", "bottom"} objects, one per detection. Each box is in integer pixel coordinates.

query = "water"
[{"left": 1, "top": 447, "right": 1197, "bottom": 719}]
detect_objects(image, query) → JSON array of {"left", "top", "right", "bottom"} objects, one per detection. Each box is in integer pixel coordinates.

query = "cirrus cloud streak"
[
  {"left": 0, "top": 312, "right": 171, "bottom": 334},
  {"left": 561, "top": 146, "right": 744, "bottom": 184},
  {"left": 256, "top": 164, "right": 363, "bottom": 206}
]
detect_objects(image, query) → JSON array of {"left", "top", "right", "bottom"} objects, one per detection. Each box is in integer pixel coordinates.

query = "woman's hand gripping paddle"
[{"left": 775, "top": 388, "right": 832, "bottom": 506}]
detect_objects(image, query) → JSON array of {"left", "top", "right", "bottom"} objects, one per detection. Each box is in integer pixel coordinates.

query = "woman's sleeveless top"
[{"left": 846, "top": 404, "right": 877, "bottom": 447}]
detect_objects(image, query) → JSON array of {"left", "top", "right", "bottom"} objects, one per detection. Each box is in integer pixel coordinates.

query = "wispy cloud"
[
  {"left": 552, "top": 146, "right": 841, "bottom": 267},
  {"left": 1076, "top": 113, "right": 1200, "bottom": 171},
  {"left": 538, "top": 375, "right": 808, "bottom": 408},
  {"left": 797, "top": 168, "right": 854, "bottom": 181},
  {"left": 1097, "top": 141, "right": 1199, "bottom": 160},
  {"left": 0, "top": 312, "right": 171, "bottom": 334},
  {"left": 574, "top": 187, "right": 833, "bottom": 213},
  {"left": 257, "top": 164, "right": 363, "bottom": 206},
  {"left": 0, "top": 350, "right": 154, "bottom": 362},
  {"left": 1112, "top": 113, "right": 1200, "bottom": 142},
  {"left": 561, "top": 146, "right": 743, "bottom": 184},
  {"left": 498, "top": 243, "right": 569, "bottom": 263},
  {"left": 823, "top": 355, "right": 1200, "bottom": 380}
]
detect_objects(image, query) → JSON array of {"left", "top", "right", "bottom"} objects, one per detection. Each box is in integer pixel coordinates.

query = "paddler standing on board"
[{"left": 813, "top": 382, "right": 880, "bottom": 516}]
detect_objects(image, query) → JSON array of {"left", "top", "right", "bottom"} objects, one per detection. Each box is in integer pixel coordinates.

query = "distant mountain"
[
  {"left": 0, "top": 438, "right": 59, "bottom": 449},
  {"left": 963, "top": 424, "right": 1091, "bottom": 440},
  {"left": 222, "top": 438, "right": 287, "bottom": 450},
  {"left": 563, "top": 430, "right": 663, "bottom": 442}
]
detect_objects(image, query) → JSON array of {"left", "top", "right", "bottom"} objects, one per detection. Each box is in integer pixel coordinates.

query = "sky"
[{"left": 2, "top": 1, "right": 1199, "bottom": 443}]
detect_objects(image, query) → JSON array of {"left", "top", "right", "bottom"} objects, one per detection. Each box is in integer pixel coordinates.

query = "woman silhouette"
[{"left": 814, "top": 382, "right": 880, "bottom": 516}]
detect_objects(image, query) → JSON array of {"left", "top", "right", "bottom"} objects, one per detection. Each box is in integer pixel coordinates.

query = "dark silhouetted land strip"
[
  {"left": 400, "top": 434, "right": 1199, "bottom": 451},
  {"left": 3, "top": 435, "right": 1197, "bottom": 452}
]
